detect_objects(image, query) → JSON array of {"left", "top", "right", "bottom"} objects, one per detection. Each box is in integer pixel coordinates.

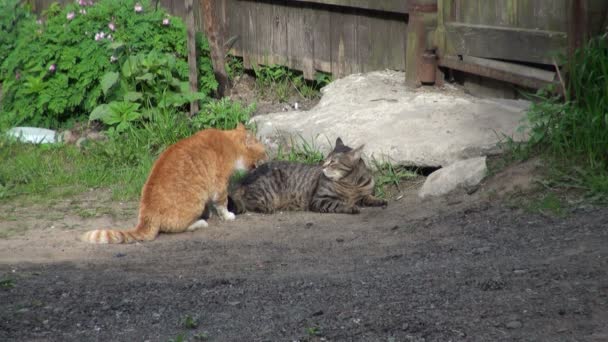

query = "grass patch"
[
  {"left": 525, "top": 192, "right": 566, "bottom": 217},
  {"left": 275, "top": 135, "right": 325, "bottom": 165},
  {"left": 515, "top": 34, "right": 608, "bottom": 201},
  {"left": 371, "top": 157, "right": 420, "bottom": 199},
  {"left": 0, "top": 100, "right": 253, "bottom": 204},
  {"left": 252, "top": 64, "right": 332, "bottom": 102},
  {"left": 0, "top": 278, "right": 15, "bottom": 289},
  {"left": 182, "top": 314, "right": 199, "bottom": 329}
]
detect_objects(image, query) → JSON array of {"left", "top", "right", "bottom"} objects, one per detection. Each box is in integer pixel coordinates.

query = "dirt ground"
[{"left": 1, "top": 158, "right": 607, "bottom": 342}]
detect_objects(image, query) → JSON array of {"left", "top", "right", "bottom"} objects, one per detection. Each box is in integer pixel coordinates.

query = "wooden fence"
[{"left": 27, "top": 0, "right": 608, "bottom": 87}]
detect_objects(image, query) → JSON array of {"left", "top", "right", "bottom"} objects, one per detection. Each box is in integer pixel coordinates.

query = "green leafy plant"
[
  {"left": 225, "top": 55, "right": 244, "bottom": 80},
  {"left": 252, "top": 64, "right": 330, "bottom": 102},
  {"left": 0, "top": 0, "right": 216, "bottom": 129},
  {"left": 182, "top": 314, "right": 199, "bottom": 329},
  {"left": 518, "top": 34, "right": 608, "bottom": 199},
  {"left": 193, "top": 332, "right": 209, "bottom": 341},
  {"left": 193, "top": 97, "right": 255, "bottom": 130},
  {"left": 0, "top": 278, "right": 15, "bottom": 289},
  {"left": 90, "top": 50, "right": 207, "bottom": 132},
  {"left": 0, "top": 0, "right": 34, "bottom": 68},
  {"left": 371, "top": 157, "right": 419, "bottom": 198},
  {"left": 314, "top": 71, "right": 332, "bottom": 88},
  {"left": 167, "top": 334, "right": 185, "bottom": 342},
  {"left": 275, "top": 135, "right": 325, "bottom": 164}
]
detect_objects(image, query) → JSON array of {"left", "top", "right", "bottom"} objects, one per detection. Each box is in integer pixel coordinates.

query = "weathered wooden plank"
[
  {"left": 311, "top": 5, "right": 332, "bottom": 73},
  {"left": 447, "top": 0, "right": 568, "bottom": 32},
  {"left": 270, "top": 2, "right": 289, "bottom": 66},
  {"left": 444, "top": 22, "right": 567, "bottom": 64},
  {"left": 329, "top": 8, "right": 357, "bottom": 77},
  {"left": 288, "top": 0, "right": 408, "bottom": 14},
  {"left": 284, "top": 2, "right": 315, "bottom": 78},
  {"left": 255, "top": 1, "right": 275, "bottom": 65},
  {"left": 462, "top": 56, "right": 556, "bottom": 82}
]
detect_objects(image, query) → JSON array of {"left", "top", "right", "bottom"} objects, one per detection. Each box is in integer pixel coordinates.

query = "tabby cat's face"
[{"left": 322, "top": 138, "right": 363, "bottom": 180}]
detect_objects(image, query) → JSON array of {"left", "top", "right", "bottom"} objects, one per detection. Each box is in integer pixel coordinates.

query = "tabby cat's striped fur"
[{"left": 229, "top": 138, "right": 386, "bottom": 214}]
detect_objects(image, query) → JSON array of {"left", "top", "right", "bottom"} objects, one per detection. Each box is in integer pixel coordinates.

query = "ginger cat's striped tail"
[{"left": 81, "top": 221, "right": 159, "bottom": 244}]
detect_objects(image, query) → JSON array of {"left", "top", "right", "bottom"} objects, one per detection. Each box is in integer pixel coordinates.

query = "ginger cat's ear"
[{"left": 236, "top": 123, "right": 246, "bottom": 130}]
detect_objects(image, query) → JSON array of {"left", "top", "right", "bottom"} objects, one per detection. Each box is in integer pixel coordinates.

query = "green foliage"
[
  {"left": 519, "top": 34, "right": 608, "bottom": 199},
  {"left": 0, "top": 0, "right": 34, "bottom": 67},
  {"left": 524, "top": 192, "right": 566, "bottom": 217},
  {"left": 182, "top": 315, "right": 199, "bottom": 329},
  {"left": 193, "top": 98, "right": 255, "bottom": 130},
  {"left": 0, "top": 278, "right": 15, "bottom": 289},
  {"left": 0, "top": 99, "right": 254, "bottom": 202},
  {"left": 167, "top": 334, "right": 185, "bottom": 342},
  {"left": 275, "top": 135, "right": 325, "bottom": 164},
  {"left": 314, "top": 71, "right": 333, "bottom": 88},
  {"left": 371, "top": 157, "right": 418, "bottom": 198},
  {"left": 91, "top": 50, "right": 207, "bottom": 132},
  {"left": 225, "top": 55, "right": 244, "bottom": 80},
  {"left": 0, "top": 0, "right": 216, "bottom": 129},
  {"left": 252, "top": 64, "right": 329, "bottom": 102}
]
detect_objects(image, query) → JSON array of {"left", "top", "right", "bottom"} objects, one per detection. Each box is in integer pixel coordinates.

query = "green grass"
[
  {"left": 517, "top": 34, "right": 608, "bottom": 201},
  {"left": 182, "top": 314, "right": 199, "bottom": 329},
  {"left": 252, "top": 64, "right": 331, "bottom": 102},
  {"left": 525, "top": 192, "right": 566, "bottom": 217},
  {"left": 275, "top": 135, "right": 325, "bottom": 165},
  {"left": 0, "top": 100, "right": 253, "bottom": 204},
  {"left": 0, "top": 278, "right": 15, "bottom": 289},
  {"left": 371, "top": 157, "right": 419, "bottom": 198}
]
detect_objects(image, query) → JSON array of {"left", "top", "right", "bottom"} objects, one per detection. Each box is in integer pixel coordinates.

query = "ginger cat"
[{"left": 82, "top": 124, "right": 266, "bottom": 244}]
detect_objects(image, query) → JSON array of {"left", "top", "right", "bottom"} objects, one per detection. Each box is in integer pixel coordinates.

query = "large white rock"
[
  {"left": 418, "top": 157, "right": 488, "bottom": 198},
  {"left": 253, "top": 70, "right": 529, "bottom": 167}
]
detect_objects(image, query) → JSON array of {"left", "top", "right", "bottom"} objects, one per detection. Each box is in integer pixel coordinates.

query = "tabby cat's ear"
[
  {"left": 335, "top": 137, "right": 344, "bottom": 147},
  {"left": 350, "top": 144, "right": 365, "bottom": 160}
]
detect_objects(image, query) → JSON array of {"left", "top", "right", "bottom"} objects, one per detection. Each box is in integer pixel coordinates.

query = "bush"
[
  {"left": 522, "top": 34, "right": 608, "bottom": 198},
  {"left": 0, "top": 0, "right": 217, "bottom": 129},
  {"left": 0, "top": 0, "right": 35, "bottom": 66}
]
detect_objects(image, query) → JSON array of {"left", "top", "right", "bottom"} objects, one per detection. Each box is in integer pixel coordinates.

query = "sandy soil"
[{"left": 1, "top": 159, "right": 607, "bottom": 341}]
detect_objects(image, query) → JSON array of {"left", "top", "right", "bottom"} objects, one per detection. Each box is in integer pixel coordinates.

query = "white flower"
[
  {"left": 134, "top": 3, "right": 143, "bottom": 12},
  {"left": 162, "top": 18, "right": 170, "bottom": 26},
  {"left": 66, "top": 12, "right": 75, "bottom": 20},
  {"left": 110, "top": 55, "right": 118, "bottom": 63}
]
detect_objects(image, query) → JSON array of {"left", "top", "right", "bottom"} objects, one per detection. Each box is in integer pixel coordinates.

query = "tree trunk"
[{"left": 185, "top": 0, "right": 199, "bottom": 116}]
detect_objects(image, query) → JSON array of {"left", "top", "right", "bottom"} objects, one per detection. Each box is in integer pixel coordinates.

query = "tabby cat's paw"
[{"left": 349, "top": 206, "right": 360, "bottom": 214}]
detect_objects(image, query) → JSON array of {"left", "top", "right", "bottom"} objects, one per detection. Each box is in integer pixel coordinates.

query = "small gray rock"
[
  {"left": 506, "top": 320, "right": 523, "bottom": 329},
  {"left": 419, "top": 157, "right": 488, "bottom": 198}
]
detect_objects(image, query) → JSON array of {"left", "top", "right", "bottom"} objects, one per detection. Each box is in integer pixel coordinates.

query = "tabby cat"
[
  {"left": 229, "top": 138, "right": 386, "bottom": 214},
  {"left": 82, "top": 124, "right": 266, "bottom": 244}
]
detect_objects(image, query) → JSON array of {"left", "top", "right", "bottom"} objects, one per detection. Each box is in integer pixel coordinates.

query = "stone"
[
  {"left": 506, "top": 320, "right": 523, "bottom": 329},
  {"left": 418, "top": 157, "right": 488, "bottom": 198},
  {"left": 59, "top": 130, "right": 78, "bottom": 144},
  {"left": 252, "top": 71, "right": 529, "bottom": 167}
]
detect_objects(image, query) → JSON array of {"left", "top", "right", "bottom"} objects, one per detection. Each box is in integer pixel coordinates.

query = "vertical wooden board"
[
  {"left": 254, "top": 2, "right": 274, "bottom": 65},
  {"left": 311, "top": 5, "right": 331, "bottom": 73},
  {"left": 224, "top": 0, "right": 243, "bottom": 56},
  {"left": 241, "top": 1, "right": 258, "bottom": 68},
  {"left": 390, "top": 17, "right": 407, "bottom": 71},
  {"left": 286, "top": 2, "right": 308, "bottom": 73},
  {"left": 329, "top": 8, "right": 357, "bottom": 78},
  {"left": 300, "top": 4, "right": 316, "bottom": 78},
  {"left": 270, "top": 3, "right": 289, "bottom": 67},
  {"left": 359, "top": 13, "right": 393, "bottom": 72}
]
